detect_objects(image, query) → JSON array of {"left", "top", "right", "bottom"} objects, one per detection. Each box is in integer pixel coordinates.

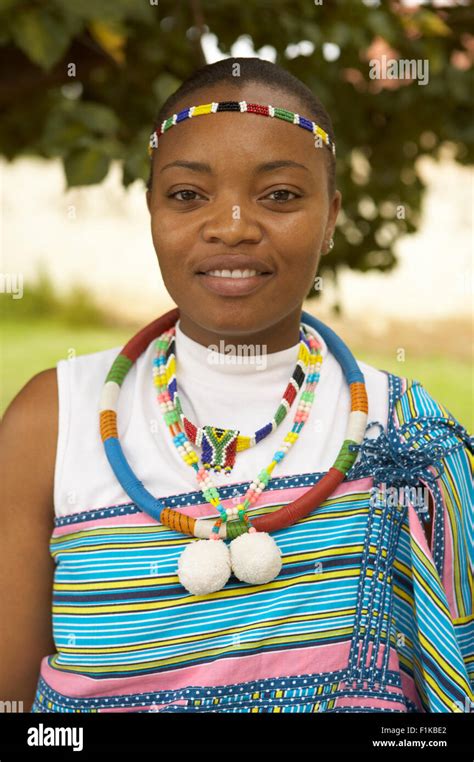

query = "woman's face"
[{"left": 146, "top": 82, "right": 341, "bottom": 349}]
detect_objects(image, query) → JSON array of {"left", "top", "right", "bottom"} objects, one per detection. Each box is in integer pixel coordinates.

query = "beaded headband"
[{"left": 148, "top": 101, "right": 336, "bottom": 157}]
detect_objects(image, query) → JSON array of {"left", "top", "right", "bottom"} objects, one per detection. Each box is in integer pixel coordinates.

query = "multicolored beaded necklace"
[
  {"left": 159, "top": 324, "right": 315, "bottom": 475},
  {"left": 152, "top": 324, "right": 323, "bottom": 539},
  {"left": 148, "top": 101, "right": 336, "bottom": 157},
  {"left": 99, "top": 308, "right": 368, "bottom": 596}
]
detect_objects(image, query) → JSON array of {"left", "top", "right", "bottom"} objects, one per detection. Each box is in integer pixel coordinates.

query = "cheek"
[
  {"left": 275, "top": 236, "right": 321, "bottom": 279},
  {"left": 150, "top": 215, "right": 181, "bottom": 248},
  {"left": 269, "top": 214, "right": 324, "bottom": 259}
]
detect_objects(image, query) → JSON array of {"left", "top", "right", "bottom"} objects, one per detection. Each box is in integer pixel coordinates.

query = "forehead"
[{"left": 153, "top": 82, "right": 326, "bottom": 176}]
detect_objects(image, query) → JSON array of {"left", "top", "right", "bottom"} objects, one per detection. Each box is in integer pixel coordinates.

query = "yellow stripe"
[
  {"left": 438, "top": 461, "right": 473, "bottom": 619},
  {"left": 51, "top": 492, "right": 375, "bottom": 547},
  {"left": 51, "top": 524, "right": 172, "bottom": 545},
  {"left": 51, "top": 540, "right": 190, "bottom": 558},
  {"left": 56, "top": 609, "right": 357, "bottom": 654},
  {"left": 418, "top": 630, "right": 472, "bottom": 696},
  {"left": 52, "top": 569, "right": 365, "bottom": 615},
  {"left": 49, "top": 627, "right": 354, "bottom": 673}
]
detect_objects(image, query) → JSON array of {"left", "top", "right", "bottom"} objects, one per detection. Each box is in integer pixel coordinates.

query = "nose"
[{"left": 201, "top": 196, "right": 263, "bottom": 247}]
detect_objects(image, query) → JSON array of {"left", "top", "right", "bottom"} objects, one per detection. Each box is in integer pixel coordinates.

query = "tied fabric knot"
[{"left": 348, "top": 415, "right": 473, "bottom": 523}]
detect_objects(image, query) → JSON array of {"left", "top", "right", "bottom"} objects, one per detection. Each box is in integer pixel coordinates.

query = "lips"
[
  {"left": 194, "top": 254, "right": 275, "bottom": 297},
  {"left": 196, "top": 271, "right": 274, "bottom": 297},
  {"left": 195, "top": 254, "right": 274, "bottom": 275}
]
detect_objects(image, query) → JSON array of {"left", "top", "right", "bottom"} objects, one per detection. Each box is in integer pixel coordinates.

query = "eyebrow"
[{"left": 159, "top": 159, "right": 310, "bottom": 174}]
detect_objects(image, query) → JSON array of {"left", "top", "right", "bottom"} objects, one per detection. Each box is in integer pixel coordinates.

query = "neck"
[{"left": 177, "top": 306, "right": 304, "bottom": 355}]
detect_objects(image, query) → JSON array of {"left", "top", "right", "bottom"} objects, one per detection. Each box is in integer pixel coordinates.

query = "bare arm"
[{"left": 0, "top": 368, "right": 58, "bottom": 711}]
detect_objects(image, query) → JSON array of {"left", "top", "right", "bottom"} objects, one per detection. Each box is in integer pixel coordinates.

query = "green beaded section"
[
  {"left": 226, "top": 520, "right": 249, "bottom": 540},
  {"left": 333, "top": 439, "right": 358, "bottom": 474},
  {"left": 105, "top": 354, "right": 133, "bottom": 386},
  {"left": 274, "top": 404, "right": 287, "bottom": 425},
  {"left": 164, "top": 409, "right": 180, "bottom": 425},
  {"left": 257, "top": 469, "right": 271, "bottom": 486},
  {"left": 301, "top": 390, "right": 314, "bottom": 403},
  {"left": 274, "top": 107, "right": 295, "bottom": 123},
  {"left": 174, "top": 395, "right": 183, "bottom": 417},
  {"left": 163, "top": 117, "right": 174, "bottom": 131}
]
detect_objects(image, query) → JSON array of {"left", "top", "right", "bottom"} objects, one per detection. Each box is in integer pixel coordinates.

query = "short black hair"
[{"left": 146, "top": 57, "right": 336, "bottom": 197}]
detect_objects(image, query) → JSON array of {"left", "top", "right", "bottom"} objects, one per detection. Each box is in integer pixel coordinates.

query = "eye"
[
  {"left": 167, "top": 189, "right": 203, "bottom": 202},
  {"left": 266, "top": 189, "right": 301, "bottom": 202}
]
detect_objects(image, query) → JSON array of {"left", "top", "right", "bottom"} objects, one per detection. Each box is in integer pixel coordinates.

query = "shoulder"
[
  {"left": 3, "top": 367, "right": 58, "bottom": 427},
  {"left": 383, "top": 376, "right": 473, "bottom": 489},
  {"left": 389, "top": 376, "right": 472, "bottom": 437},
  {"left": 0, "top": 368, "right": 59, "bottom": 522}
]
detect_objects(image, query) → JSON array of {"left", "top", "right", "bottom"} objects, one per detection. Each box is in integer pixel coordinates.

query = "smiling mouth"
[
  {"left": 195, "top": 269, "right": 274, "bottom": 296},
  {"left": 197, "top": 268, "right": 272, "bottom": 277}
]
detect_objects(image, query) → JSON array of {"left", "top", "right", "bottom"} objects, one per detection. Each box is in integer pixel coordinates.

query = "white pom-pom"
[
  {"left": 177, "top": 539, "right": 231, "bottom": 596},
  {"left": 229, "top": 532, "right": 282, "bottom": 585}
]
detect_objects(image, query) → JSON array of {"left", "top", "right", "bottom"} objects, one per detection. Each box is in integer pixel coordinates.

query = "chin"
[{"left": 186, "top": 305, "right": 268, "bottom": 336}]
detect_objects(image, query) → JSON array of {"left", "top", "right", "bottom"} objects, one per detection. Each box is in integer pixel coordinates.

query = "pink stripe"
[
  {"left": 53, "top": 512, "right": 157, "bottom": 536},
  {"left": 407, "top": 503, "right": 434, "bottom": 559},
  {"left": 39, "top": 639, "right": 404, "bottom": 703},
  {"left": 336, "top": 694, "right": 406, "bottom": 711},
  {"left": 439, "top": 483, "right": 456, "bottom": 618},
  {"left": 409, "top": 468, "right": 456, "bottom": 619},
  {"left": 53, "top": 476, "right": 374, "bottom": 534},
  {"left": 39, "top": 641, "right": 353, "bottom": 699},
  {"left": 399, "top": 672, "right": 424, "bottom": 711}
]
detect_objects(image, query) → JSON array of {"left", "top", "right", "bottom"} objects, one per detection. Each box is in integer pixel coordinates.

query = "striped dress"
[{"left": 30, "top": 331, "right": 473, "bottom": 713}]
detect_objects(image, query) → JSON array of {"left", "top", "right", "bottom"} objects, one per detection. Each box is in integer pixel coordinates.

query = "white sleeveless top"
[{"left": 53, "top": 317, "right": 389, "bottom": 518}]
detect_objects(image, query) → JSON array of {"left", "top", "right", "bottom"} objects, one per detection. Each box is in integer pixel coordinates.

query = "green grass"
[
  {"left": 1, "top": 319, "right": 133, "bottom": 412},
  {"left": 1, "top": 320, "right": 472, "bottom": 433},
  {"left": 358, "top": 352, "right": 473, "bottom": 433}
]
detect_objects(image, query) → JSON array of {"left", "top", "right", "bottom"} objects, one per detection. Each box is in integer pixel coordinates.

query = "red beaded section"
[
  {"left": 246, "top": 103, "right": 270, "bottom": 116},
  {"left": 252, "top": 467, "right": 344, "bottom": 533},
  {"left": 283, "top": 384, "right": 297, "bottom": 406},
  {"left": 183, "top": 418, "right": 198, "bottom": 441},
  {"left": 122, "top": 307, "right": 179, "bottom": 363}
]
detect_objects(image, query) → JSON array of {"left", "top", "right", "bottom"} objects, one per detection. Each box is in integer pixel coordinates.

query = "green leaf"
[
  {"left": 73, "top": 102, "right": 120, "bottom": 134},
  {"left": 41, "top": 120, "right": 88, "bottom": 157},
  {"left": 0, "top": 0, "right": 20, "bottom": 12},
  {"left": 152, "top": 73, "right": 183, "bottom": 104},
  {"left": 64, "top": 147, "right": 110, "bottom": 186},
  {"left": 10, "top": 8, "right": 74, "bottom": 70},
  {"left": 51, "top": 0, "right": 154, "bottom": 23}
]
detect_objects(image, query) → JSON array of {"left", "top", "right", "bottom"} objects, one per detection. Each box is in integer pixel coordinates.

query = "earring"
[{"left": 328, "top": 238, "right": 334, "bottom": 251}]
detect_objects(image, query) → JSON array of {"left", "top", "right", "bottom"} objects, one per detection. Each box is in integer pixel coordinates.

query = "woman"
[{"left": 1, "top": 57, "right": 472, "bottom": 714}]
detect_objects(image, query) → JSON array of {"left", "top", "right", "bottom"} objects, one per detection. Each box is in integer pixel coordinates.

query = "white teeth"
[{"left": 206, "top": 269, "right": 258, "bottom": 278}]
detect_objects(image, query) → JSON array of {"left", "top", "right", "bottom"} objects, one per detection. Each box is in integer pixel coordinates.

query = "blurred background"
[{"left": 1, "top": 0, "right": 473, "bottom": 428}]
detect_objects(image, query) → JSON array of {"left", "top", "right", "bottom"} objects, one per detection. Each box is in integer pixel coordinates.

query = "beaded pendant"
[
  {"left": 200, "top": 426, "right": 239, "bottom": 474},
  {"left": 152, "top": 323, "right": 324, "bottom": 551},
  {"left": 159, "top": 324, "right": 315, "bottom": 474}
]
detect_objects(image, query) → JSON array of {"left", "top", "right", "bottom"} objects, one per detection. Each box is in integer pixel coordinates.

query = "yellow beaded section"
[
  {"left": 190, "top": 103, "right": 214, "bottom": 116},
  {"left": 166, "top": 331, "right": 312, "bottom": 452}
]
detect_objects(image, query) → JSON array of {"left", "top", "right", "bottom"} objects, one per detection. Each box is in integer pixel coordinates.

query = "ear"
[
  {"left": 329, "top": 189, "right": 342, "bottom": 228},
  {"left": 321, "top": 189, "right": 341, "bottom": 255}
]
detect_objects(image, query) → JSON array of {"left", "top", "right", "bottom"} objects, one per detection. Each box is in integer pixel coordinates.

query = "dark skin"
[
  {"left": 0, "top": 83, "right": 437, "bottom": 709},
  {"left": 146, "top": 83, "right": 341, "bottom": 353}
]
